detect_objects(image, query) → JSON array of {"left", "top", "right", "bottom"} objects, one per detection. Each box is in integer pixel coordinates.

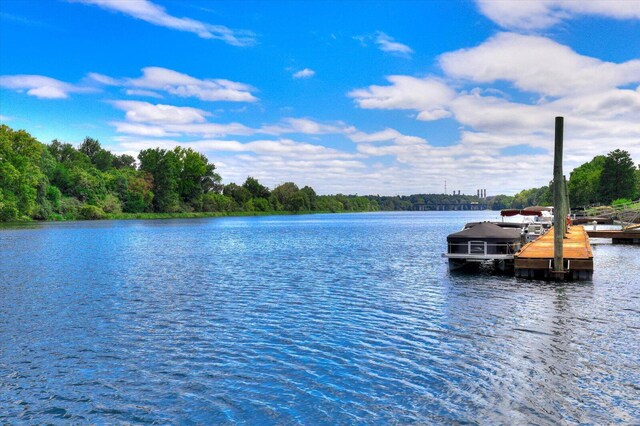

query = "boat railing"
[{"left": 447, "top": 241, "right": 520, "bottom": 256}]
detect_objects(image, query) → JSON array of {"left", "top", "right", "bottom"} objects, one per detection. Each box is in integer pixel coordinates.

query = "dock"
[
  {"left": 514, "top": 225, "right": 593, "bottom": 280},
  {"left": 587, "top": 229, "right": 640, "bottom": 244}
]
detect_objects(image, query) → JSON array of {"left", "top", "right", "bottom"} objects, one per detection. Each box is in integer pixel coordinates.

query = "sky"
[{"left": 1, "top": 0, "right": 639, "bottom": 196}]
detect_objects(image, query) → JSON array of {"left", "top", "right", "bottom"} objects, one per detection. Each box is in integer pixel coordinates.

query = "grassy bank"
[{"left": 104, "top": 210, "right": 329, "bottom": 220}]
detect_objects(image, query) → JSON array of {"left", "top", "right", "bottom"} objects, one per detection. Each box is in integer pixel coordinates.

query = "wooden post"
[
  {"left": 564, "top": 175, "right": 571, "bottom": 234},
  {"left": 553, "top": 117, "right": 565, "bottom": 276}
]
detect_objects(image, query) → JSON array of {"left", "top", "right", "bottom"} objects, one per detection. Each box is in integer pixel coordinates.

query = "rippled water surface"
[{"left": 1, "top": 212, "right": 639, "bottom": 424}]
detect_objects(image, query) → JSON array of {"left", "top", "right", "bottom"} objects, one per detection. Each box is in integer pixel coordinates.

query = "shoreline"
[
  {"left": 0, "top": 209, "right": 363, "bottom": 226},
  {"left": 0, "top": 209, "right": 504, "bottom": 228}
]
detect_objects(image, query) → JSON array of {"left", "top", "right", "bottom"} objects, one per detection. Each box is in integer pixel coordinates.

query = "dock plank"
[
  {"left": 514, "top": 225, "right": 593, "bottom": 279},
  {"left": 516, "top": 225, "right": 593, "bottom": 260}
]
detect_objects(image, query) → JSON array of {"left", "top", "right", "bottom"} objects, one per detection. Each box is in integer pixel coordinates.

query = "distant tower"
[{"left": 445, "top": 179, "right": 447, "bottom": 195}]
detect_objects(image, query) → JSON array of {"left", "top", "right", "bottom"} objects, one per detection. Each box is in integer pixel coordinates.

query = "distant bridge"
[{"left": 414, "top": 203, "right": 489, "bottom": 211}]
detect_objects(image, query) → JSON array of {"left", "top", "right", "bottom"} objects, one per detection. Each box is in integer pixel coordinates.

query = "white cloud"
[
  {"left": 261, "top": 117, "right": 353, "bottom": 135},
  {"left": 111, "top": 100, "right": 210, "bottom": 124},
  {"left": 476, "top": 0, "right": 640, "bottom": 30},
  {"left": 109, "top": 99, "right": 361, "bottom": 141},
  {"left": 440, "top": 32, "right": 640, "bottom": 97},
  {"left": 112, "top": 121, "right": 254, "bottom": 138},
  {"left": 349, "top": 128, "right": 426, "bottom": 145},
  {"left": 292, "top": 68, "right": 315, "bottom": 79},
  {"left": 111, "top": 122, "right": 178, "bottom": 137},
  {"left": 0, "top": 115, "right": 12, "bottom": 121},
  {"left": 348, "top": 76, "right": 455, "bottom": 120},
  {"left": 89, "top": 67, "right": 258, "bottom": 102},
  {"left": 71, "top": 0, "right": 256, "bottom": 46},
  {"left": 117, "top": 137, "right": 359, "bottom": 160},
  {"left": 343, "top": 31, "right": 640, "bottom": 195},
  {"left": 375, "top": 32, "right": 413, "bottom": 57},
  {"left": 0, "top": 74, "right": 93, "bottom": 99},
  {"left": 86, "top": 72, "right": 120, "bottom": 86},
  {"left": 124, "top": 89, "right": 163, "bottom": 98}
]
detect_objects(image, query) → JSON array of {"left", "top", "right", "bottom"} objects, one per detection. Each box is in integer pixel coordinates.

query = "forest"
[
  {"left": 0, "top": 125, "right": 378, "bottom": 221},
  {"left": 1, "top": 124, "right": 638, "bottom": 222}
]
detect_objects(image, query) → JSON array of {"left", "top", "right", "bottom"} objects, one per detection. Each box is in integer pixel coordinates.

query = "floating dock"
[
  {"left": 586, "top": 229, "right": 640, "bottom": 244},
  {"left": 571, "top": 216, "right": 613, "bottom": 225},
  {"left": 514, "top": 225, "right": 593, "bottom": 280}
]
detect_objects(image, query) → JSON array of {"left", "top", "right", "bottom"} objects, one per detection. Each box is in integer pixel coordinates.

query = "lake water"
[{"left": 1, "top": 211, "right": 639, "bottom": 424}]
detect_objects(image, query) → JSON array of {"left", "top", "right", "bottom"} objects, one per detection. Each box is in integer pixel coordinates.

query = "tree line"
[
  {"left": 0, "top": 125, "right": 378, "bottom": 221},
  {"left": 490, "top": 149, "right": 640, "bottom": 211},
  {"left": 1, "top": 124, "right": 638, "bottom": 222}
]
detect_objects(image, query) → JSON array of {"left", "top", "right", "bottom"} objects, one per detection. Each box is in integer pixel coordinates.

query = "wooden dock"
[
  {"left": 587, "top": 229, "right": 640, "bottom": 244},
  {"left": 514, "top": 225, "right": 593, "bottom": 280}
]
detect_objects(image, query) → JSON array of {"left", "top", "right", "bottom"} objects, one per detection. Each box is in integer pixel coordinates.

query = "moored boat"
[
  {"left": 444, "top": 222, "right": 523, "bottom": 271},
  {"left": 444, "top": 207, "right": 552, "bottom": 271}
]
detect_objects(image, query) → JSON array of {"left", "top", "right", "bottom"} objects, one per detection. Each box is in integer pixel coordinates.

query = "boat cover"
[
  {"left": 501, "top": 209, "right": 543, "bottom": 217},
  {"left": 526, "top": 206, "right": 553, "bottom": 212},
  {"left": 447, "top": 222, "right": 522, "bottom": 242},
  {"left": 465, "top": 221, "right": 524, "bottom": 229}
]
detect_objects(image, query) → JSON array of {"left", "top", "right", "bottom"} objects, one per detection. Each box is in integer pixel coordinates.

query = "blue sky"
[{"left": 1, "top": 0, "right": 639, "bottom": 195}]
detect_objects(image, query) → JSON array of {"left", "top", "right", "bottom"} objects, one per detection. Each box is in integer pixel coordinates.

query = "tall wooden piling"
[{"left": 553, "top": 117, "right": 565, "bottom": 276}]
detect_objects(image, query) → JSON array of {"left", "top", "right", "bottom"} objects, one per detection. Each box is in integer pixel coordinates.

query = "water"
[{"left": 1, "top": 211, "right": 639, "bottom": 424}]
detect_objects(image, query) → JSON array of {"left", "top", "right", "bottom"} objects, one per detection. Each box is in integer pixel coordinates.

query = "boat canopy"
[
  {"left": 447, "top": 222, "right": 522, "bottom": 243},
  {"left": 464, "top": 221, "right": 524, "bottom": 229},
  {"left": 501, "top": 209, "right": 543, "bottom": 217},
  {"left": 526, "top": 206, "right": 553, "bottom": 212}
]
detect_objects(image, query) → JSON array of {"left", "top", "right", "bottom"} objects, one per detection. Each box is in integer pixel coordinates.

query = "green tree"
[
  {"left": 223, "top": 183, "right": 252, "bottom": 206},
  {"left": 70, "top": 168, "right": 107, "bottom": 205},
  {"left": 202, "top": 192, "right": 235, "bottom": 212},
  {"left": 300, "top": 186, "right": 317, "bottom": 210},
  {"left": 598, "top": 149, "right": 638, "bottom": 204},
  {"left": 138, "top": 148, "right": 180, "bottom": 212},
  {"left": 78, "top": 137, "right": 114, "bottom": 171},
  {"left": 79, "top": 137, "right": 101, "bottom": 159},
  {"left": 113, "top": 154, "right": 136, "bottom": 169},
  {"left": 0, "top": 125, "right": 47, "bottom": 218},
  {"left": 271, "top": 182, "right": 299, "bottom": 211},
  {"left": 568, "top": 155, "right": 605, "bottom": 206},
  {"left": 174, "top": 147, "right": 220, "bottom": 210},
  {"left": 511, "top": 184, "right": 551, "bottom": 209},
  {"left": 243, "top": 177, "right": 270, "bottom": 199}
]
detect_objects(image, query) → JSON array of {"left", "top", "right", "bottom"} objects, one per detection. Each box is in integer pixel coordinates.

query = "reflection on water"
[{"left": 0, "top": 212, "right": 638, "bottom": 424}]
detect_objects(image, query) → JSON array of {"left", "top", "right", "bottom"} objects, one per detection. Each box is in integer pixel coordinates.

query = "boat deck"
[{"left": 514, "top": 225, "right": 593, "bottom": 279}]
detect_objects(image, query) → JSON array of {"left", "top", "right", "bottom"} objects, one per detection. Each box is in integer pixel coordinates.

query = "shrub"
[
  {"left": 252, "top": 197, "right": 270, "bottom": 212},
  {"left": 612, "top": 198, "right": 633, "bottom": 207},
  {"left": 100, "top": 194, "right": 122, "bottom": 214},
  {"left": 202, "top": 192, "right": 235, "bottom": 212},
  {"left": 60, "top": 197, "right": 82, "bottom": 220},
  {"left": 0, "top": 203, "right": 19, "bottom": 222},
  {"left": 46, "top": 185, "right": 62, "bottom": 211},
  {"left": 79, "top": 204, "right": 106, "bottom": 220}
]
